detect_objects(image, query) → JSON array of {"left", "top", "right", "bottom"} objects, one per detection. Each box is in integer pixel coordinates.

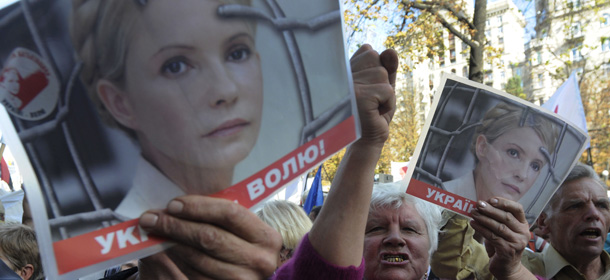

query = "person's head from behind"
[
  {"left": 0, "top": 223, "right": 42, "bottom": 280},
  {"left": 471, "top": 102, "right": 557, "bottom": 201},
  {"left": 308, "top": 205, "right": 322, "bottom": 222},
  {"left": 256, "top": 200, "right": 312, "bottom": 266},
  {"left": 364, "top": 183, "right": 442, "bottom": 280},
  {"left": 537, "top": 162, "right": 610, "bottom": 263},
  {"left": 70, "top": 0, "right": 263, "bottom": 192}
]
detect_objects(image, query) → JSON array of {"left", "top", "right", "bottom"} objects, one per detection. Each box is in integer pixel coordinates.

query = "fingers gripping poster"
[{"left": 0, "top": 0, "right": 357, "bottom": 278}]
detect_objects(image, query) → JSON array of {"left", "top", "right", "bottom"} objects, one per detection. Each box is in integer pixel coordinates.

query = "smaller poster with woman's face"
[{"left": 404, "top": 74, "right": 589, "bottom": 225}]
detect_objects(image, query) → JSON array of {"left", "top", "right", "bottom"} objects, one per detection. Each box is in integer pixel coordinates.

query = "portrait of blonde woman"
[
  {"left": 70, "top": 0, "right": 263, "bottom": 218},
  {"left": 443, "top": 101, "right": 557, "bottom": 202}
]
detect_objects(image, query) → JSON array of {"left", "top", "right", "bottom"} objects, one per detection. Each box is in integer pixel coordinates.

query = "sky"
[
  {"left": 0, "top": 0, "right": 16, "bottom": 10},
  {"left": 345, "top": 0, "right": 538, "bottom": 55}
]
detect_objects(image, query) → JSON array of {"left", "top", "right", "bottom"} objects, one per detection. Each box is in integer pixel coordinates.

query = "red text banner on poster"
[
  {"left": 53, "top": 219, "right": 165, "bottom": 275},
  {"left": 52, "top": 116, "right": 356, "bottom": 275},
  {"left": 407, "top": 178, "right": 475, "bottom": 217}
]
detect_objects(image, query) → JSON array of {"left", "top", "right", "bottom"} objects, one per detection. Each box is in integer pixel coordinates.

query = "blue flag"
[{"left": 303, "top": 166, "right": 324, "bottom": 214}]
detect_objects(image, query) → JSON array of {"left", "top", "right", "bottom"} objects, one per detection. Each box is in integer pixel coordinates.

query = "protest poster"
[
  {"left": 404, "top": 74, "right": 589, "bottom": 225},
  {"left": 0, "top": 0, "right": 357, "bottom": 278}
]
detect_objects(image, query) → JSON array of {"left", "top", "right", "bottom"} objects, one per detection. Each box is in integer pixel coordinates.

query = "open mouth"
[
  {"left": 382, "top": 254, "right": 407, "bottom": 263},
  {"left": 580, "top": 228, "right": 601, "bottom": 239}
]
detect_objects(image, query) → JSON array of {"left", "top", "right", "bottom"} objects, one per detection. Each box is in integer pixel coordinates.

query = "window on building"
[
  {"left": 485, "top": 29, "right": 491, "bottom": 38},
  {"left": 532, "top": 51, "right": 541, "bottom": 66},
  {"left": 450, "top": 49, "right": 456, "bottom": 63},
  {"left": 570, "top": 22, "right": 582, "bottom": 37},
  {"left": 485, "top": 72, "right": 493, "bottom": 82},
  {"left": 602, "top": 13, "right": 610, "bottom": 27},
  {"left": 462, "top": 66, "right": 468, "bottom": 77},
  {"left": 439, "top": 52, "right": 445, "bottom": 67},
  {"left": 602, "top": 37, "right": 610, "bottom": 52},
  {"left": 537, "top": 73, "right": 544, "bottom": 88},
  {"left": 499, "top": 37, "right": 504, "bottom": 44},
  {"left": 499, "top": 15, "right": 503, "bottom": 23},
  {"left": 498, "top": 26, "right": 503, "bottom": 34},
  {"left": 571, "top": 44, "right": 583, "bottom": 61},
  {"left": 462, "top": 42, "right": 469, "bottom": 58},
  {"left": 501, "top": 71, "right": 506, "bottom": 79},
  {"left": 567, "top": 0, "right": 582, "bottom": 9}
]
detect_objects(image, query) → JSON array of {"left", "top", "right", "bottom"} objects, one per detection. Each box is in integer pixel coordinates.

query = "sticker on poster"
[{"left": 0, "top": 48, "right": 59, "bottom": 121}]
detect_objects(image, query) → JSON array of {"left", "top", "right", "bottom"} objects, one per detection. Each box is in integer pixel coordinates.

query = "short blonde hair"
[
  {"left": 0, "top": 223, "right": 43, "bottom": 280},
  {"left": 256, "top": 200, "right": 312, "bottom": 250},
  {"left": 70, "top": 0, "right": 253, "bottom": 136}
]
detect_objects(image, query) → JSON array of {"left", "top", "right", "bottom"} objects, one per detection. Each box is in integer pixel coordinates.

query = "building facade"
[
  {"left": 524, "top": 0, "right": 610, "bottom": 104},
  {"left": 401, "top": 0, "right": 527, "bottom": 119}
]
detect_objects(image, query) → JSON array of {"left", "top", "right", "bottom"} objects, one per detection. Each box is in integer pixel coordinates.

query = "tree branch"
[{"left": 410, "top": 2, "right": 478, "bottom": 48}]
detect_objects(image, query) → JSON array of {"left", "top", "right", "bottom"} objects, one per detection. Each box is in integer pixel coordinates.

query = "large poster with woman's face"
[
  {"left": 404, "top": 74, "right": 589, "bottom": 225},
  {"left": 0, "top": 0, "right": 357, "bottom": 279}
]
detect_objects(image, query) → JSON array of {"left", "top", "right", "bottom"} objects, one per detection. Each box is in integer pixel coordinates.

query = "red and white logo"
[{"left": 0, "top": 48, "right": 59, "bottom": 120}]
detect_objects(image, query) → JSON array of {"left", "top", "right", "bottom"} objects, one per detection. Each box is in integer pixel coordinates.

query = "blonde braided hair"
[
  {"left": 470, "top": 102, "right": 558, "bottom": 162},
  {"left": 70, "top": 0, "right": 141, "bottom": 135}
]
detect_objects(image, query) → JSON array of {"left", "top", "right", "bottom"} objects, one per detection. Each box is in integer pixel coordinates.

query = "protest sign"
[
  {"left": 0, "top": 0, "right": 357, "bottom": 278},
  {"left": 404, "top": 74, "right": 589, "bottom": 225}
]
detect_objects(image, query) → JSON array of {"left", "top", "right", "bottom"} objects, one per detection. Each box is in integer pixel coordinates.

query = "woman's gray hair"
[{"left": 369, "top": 183, "right": 443, "bottom": 258}]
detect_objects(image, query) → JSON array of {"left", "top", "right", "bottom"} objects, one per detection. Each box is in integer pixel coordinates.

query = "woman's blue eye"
[
  {"left": 507, "top": 149, "right": 519, "bottom": 158},
  {"left": 531, "top": 162, "right": 541, "bottom": 172},
  {"left": 227, "top": 47, "right": 251, "bottom": 62},
  {"left": 161, "top": 59, "right": 188, "bottom": 75}
]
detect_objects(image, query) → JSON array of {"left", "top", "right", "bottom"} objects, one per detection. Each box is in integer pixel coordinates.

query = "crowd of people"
[{"left": 1, "top": 0, "right": 610, "bottom": 280}]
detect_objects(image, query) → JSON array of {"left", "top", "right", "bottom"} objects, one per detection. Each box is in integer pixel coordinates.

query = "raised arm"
[{"left": 308, "top": 44, "right": 398, "bottom": 266}]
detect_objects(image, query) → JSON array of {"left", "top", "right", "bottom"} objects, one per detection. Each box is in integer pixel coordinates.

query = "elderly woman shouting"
[{"left": 361, "top": 185, "right": 442, "bottom": 280}]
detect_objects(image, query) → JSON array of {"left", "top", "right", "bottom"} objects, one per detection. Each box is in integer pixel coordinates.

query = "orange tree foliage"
[{"left": 580, "top": 73, "right": 610, "bottom": 185}]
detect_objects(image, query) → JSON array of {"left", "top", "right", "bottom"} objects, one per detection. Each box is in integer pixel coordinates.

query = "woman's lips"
[
  {"left": 503, "top": 183, "right": 520, "bottom": 194},
  {"left": 204, "top": 119, "right": 249, "bottom": 137}
]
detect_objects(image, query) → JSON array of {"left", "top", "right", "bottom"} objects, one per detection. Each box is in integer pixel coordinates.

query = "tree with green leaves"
[
  {"left": 505, "top": 75, "right": 526, "bottom": 100},
  {"left": 344, "top": 0, "right": 488, "bottom": 83}
]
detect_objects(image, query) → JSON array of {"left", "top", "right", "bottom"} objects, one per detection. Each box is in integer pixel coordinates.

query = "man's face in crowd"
[{"left": 544, "top": 178, "right": 610, "bottom": 261}]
